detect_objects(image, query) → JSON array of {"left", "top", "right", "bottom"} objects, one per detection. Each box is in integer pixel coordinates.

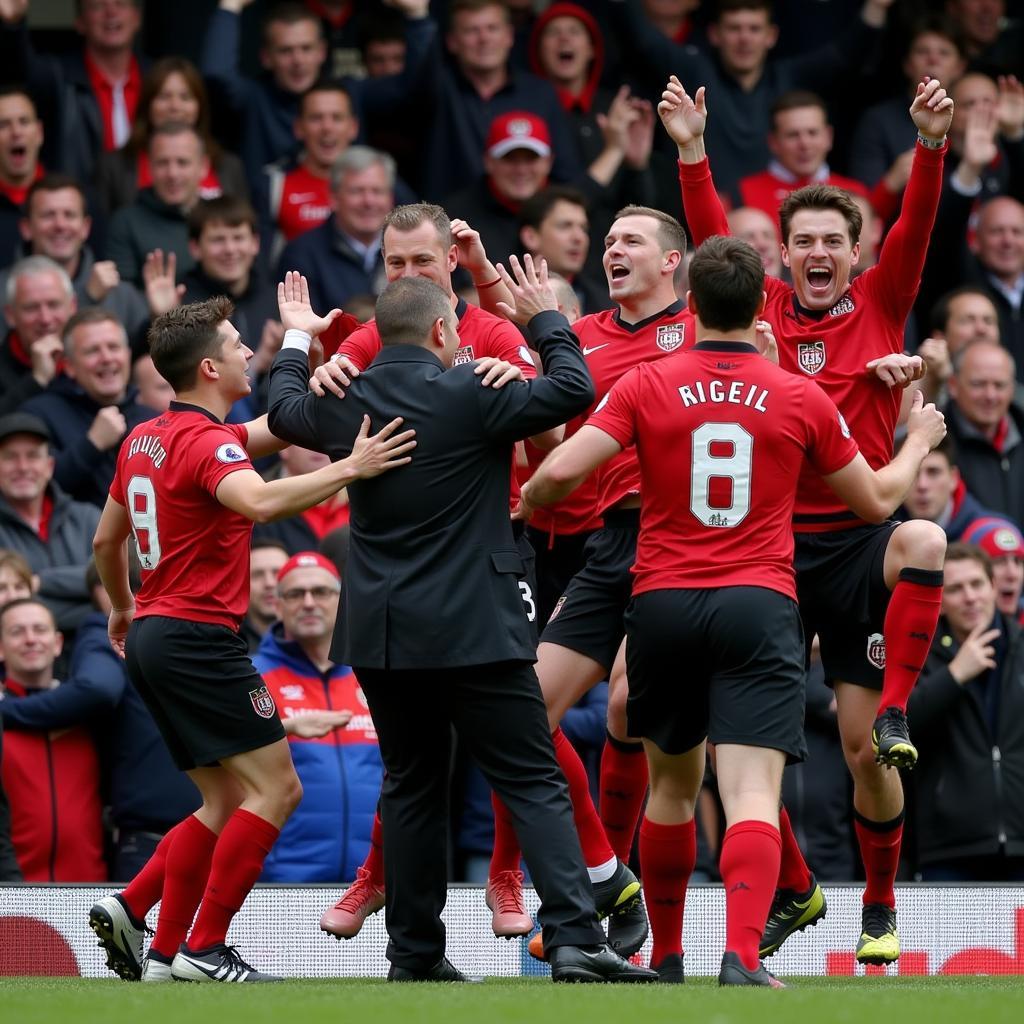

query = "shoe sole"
[
  {"left": 873, "top": 743, "right": 918, "bottom": 770},
  {"left": 856, "top": 943, "right": 900, "bottom": 966},
  {"left": 88, "top": 904, "right": 141, "bottom": 982},
  {"left": 320, "top": 902, "right": 385, "bottom": 940},
  {"left": 759, "top": 892, "right": 828, "bottom": 959},
  {"left": 596, "top": 879, "right": 641, "bottom": 920},
  {"left": 606, "top": 901, "right": 649, "bottom": 959},
  {"left": 553, "top": 969, "right": 656, "bottom": 984}
]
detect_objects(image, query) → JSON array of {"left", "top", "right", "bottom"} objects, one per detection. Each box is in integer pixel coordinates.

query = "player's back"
[
  {"left": 590, "top": 342, "right": 858, "bottom": 600},
  {"left": 111, "top": 405, "right": 255, "bottom": 630}
]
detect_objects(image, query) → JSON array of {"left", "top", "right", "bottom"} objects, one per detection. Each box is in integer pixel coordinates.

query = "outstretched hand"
[
  {"left": 911, "top": 77, "right": 954, "bottom": 141},
  {"left": 494, "top": 254, "right": 557, "bottom": 326},
  {"left": 348, "top": 415, "right": 417, "bottom": 478},
  {"left": 278, "top": 271, "right": 344, "bottom": 337},
  {"left": 658, "top": 77, "right": 707, "bottom": 151}
]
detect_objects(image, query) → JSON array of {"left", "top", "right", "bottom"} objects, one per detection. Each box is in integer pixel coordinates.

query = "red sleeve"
[
  {"left": 587, "top": 368, "right": 641, "bottom": 448},
  {"left": 108, "top": 457, "right": 126, "bottom": 505},
  {"left": 802, "top": 381, "right": 860, "bottom": 477},
  {"left": 868, "top": 178, "right": 899, "bottom": 224},
  {"left": 188, "top": 423, "right": 256, "bottom": 497},
  {"left": 678, "top": 157, "right": 730, "bottom": 246},
  {"left": 318, "top": 312, "right": 363, "bottom": 360},
  {"left": 480, "top": 319, "right": 538, "bottom": 379},
  {"left": 868, "top": 140, "right": 947, "bottom": 319}
]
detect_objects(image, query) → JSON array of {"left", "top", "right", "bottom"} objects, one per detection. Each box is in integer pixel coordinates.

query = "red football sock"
[
  {"left": 553, "top": 727, "right": 615, "bottom": 868},
  {"left": 880, "top": 569, "right": 944, "bottom": 712},
  {"left": 187, "top": 809, "right": 280, "bottom": 951},
  {"left": 720, "top": 820, "right": 781, "bottom": 972},
  {"left": 489, "top": 792, "right": 522, "bottom": 876},
  {"left": 148, "top": 814, "right": 219, "bottom": 959},
  {"left": 120, "top": 819, "right": 182, "bottom": 921},
  {"left": 363, "top": 809, "right": 384, "bottom": 886},
  {"left": 639, "top": 816, "right": 695, "bottom": 967},
  {"left": 854, "top": 810, "right": 903, "bottom": 909},
  {"left": 599, "top": 734, "right": 649, "bottom": 862},
  {"left": 777, "top": 804, "right": 812, "bottom": 893}
]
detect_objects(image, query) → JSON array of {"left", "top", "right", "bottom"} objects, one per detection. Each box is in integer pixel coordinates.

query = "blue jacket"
[{"left": 253, "top": 625, "right": 382, "bottom": 882}]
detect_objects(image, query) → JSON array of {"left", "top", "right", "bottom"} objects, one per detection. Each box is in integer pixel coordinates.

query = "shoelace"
[
  {"left": 219, "top": 944, "right": 256, "bottom": 974},
  {"left": 335, "top": 868, "right": 381, "bottom": 911},
  {"left": 862, "top": 904, "right": 895, "bottom": 937},
  {"left": 491, "top": 871, "right": 526, "bottom": 913}
]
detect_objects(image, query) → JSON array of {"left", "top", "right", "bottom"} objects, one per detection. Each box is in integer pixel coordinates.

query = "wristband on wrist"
[
  {"left": 475, "top": 277, "right": 502, "bottom": 289},
  {"left": 917, "top": 133, "right": 946, "bottom": 150}
]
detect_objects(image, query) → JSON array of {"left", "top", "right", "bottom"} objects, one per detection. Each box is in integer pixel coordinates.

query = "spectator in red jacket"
[{"left": 0, "top": 598, "right": 105, "bottom": 881}]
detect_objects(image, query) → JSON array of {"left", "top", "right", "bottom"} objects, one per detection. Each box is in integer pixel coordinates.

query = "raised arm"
[
  {"left": 872, "top": 78, "right": 952, "bottom": 317},
  {"left": 199, "top": 0, "right": 255, "bottom": 113},
  {"left": 658, "top": 79, "right": 730, "bottom": 245}
]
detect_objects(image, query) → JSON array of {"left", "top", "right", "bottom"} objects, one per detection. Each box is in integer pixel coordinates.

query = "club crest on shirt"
[
  {"left": 216, "top": 443, "right": 247, "bottom": 464},
  {"left": 453, "top": 345, "right": 475, "bottom": 366},
  {"left": 797, "top": 340, "right": 826, "bottom": 375},
  {"left": 865, "top": 632, "right": 886, "bottom": 671},
  {"left": 249, "top": 685, "right": 277, "bottom": 719},
  {"left": 829, "top": 295, "right": 855, "bottom": 317},
  {"left": 549, "top": 595, "right": 567, "bottom": 621},
  {"left": 656, "top": 323, "right": 686, "bottom": 352}
]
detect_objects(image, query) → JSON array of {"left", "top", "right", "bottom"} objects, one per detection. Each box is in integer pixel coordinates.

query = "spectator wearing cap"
[
  {"left": 252, "top": 551, "right": 382, "bottom": 883},
  {"left": 908, "top": 542, "right": 1024, "bottom": 881},
  {"left": 961, "top": 517, "right": 1024, "bottom": 625},
  {"left": 445, "top": 111, "right": 555, "bottom": 267},
  {"left": 0, "top": 413, "right": 100, "bottom": 631}
]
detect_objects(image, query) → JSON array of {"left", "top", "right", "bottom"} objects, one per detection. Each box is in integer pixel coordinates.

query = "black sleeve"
[
  {"left": 476, "top": 310, "right": 594, "bottom": 442},
  {"left": 267, "top": 346, "right": 323, "bottom": 450}
]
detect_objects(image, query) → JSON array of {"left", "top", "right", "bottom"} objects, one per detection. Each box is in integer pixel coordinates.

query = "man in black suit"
[{"left": 267, "top": 266, "right": 655, "bottom": 984}]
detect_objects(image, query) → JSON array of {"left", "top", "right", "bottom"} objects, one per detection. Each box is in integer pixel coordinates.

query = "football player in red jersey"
[
  {"left": 88, "top": 297, "right": 414, "bottom": 984},
  {"left": 521, "top": 235, "right": 946, "bottom": 985},
  {"left": 662, "top": 75, "right": 954, "bottom": 966}
]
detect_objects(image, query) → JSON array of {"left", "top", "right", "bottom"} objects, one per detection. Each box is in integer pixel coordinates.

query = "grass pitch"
[{"left": 2, "top": 977, "right": 1023, "bottom": 1024}]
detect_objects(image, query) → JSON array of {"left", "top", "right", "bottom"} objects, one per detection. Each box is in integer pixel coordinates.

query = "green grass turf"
[{"left": 2, "top": 977, "right": 1024, "bottom": 1024}]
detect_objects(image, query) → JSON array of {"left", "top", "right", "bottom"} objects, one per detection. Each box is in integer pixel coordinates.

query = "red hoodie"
[{"left": 528, "top": 3, "right": 605, "bottom": 115}]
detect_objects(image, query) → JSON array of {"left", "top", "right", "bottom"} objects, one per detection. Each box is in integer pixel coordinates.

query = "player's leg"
[
  {"left": 715, "top": 744, "right": 786, "bottom": 988},
  {"left": 835, "top": 680, "right": 905, "bottom": 965},
  {"left": 174, "top": 738, "right": 302, "bottom": 981},
  {"left": 600, "top": 639, "right": 649, "bottom": 863},
  {"left": 319, "top": 798, "right": 385, "bottom": 939},
  {"left": 640, "top": 738, "right": 703, "bottom": 982},
  {"left": 875, "top": 520, "right": 946, "bottom": 766}
]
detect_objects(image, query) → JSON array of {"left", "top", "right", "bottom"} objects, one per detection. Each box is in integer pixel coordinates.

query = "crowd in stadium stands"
[{"left": 0, "top": 0, "right": 1022, "bottom": 889}]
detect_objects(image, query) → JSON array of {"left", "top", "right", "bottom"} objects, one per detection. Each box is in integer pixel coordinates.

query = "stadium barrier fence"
[{"left": 2, "top": 884, "right": 1023, "bottom": 977}]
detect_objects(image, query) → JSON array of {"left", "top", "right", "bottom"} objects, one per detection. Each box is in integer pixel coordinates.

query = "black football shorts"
[
  {"left": 125, "top": 616, "right": 286, "bottom": 771},
  {"left": 625, "top": 586, "right": 807, "bottom": 763}
]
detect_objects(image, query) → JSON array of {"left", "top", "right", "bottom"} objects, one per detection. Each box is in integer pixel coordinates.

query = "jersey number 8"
[
  {"left": 126, "top": 475, "right": 161, "bottom": 569},
  {"left": 690, "top": 422, "right": 753, "bottom": 528}
]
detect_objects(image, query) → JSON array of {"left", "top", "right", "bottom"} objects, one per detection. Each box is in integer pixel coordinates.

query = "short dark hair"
[
  {"left": 148, "top": 297, "right": 235, "bottom": 392},
  {"left": 26, "top": 174, "right": 89, "bottom": 218},
  {"left": 0, "top": 550, "right": 33, "bottom": 592},
  {"left": 450, "top": 0, "right": 510, "bottom": 24},
  {"left": 383, "top": 203, "right": 452, "bottom": 250},
  {"left": 148, "top": 121, "right": 205, "bottom": 155},
  {"left": 299, "top": 79, "right": 354, "bottom": 117},
  {"left": 715, "top": 0, "right": 773, "bottom": 20},
  {"left": 0, "top": 597, "right": 55, "bottom": 634},
  {"left": 0, "top": 85, "right": 37, "bottom": 112},
  {"left": 376, "top": 278, "right": 453, "bottom": 348},
  {"left": 263, "top": 1, "right": 322, "bottom": 43},
  {"left": 929, "top": 285, "right": 997, "bottom": 335},
  {"left": 688, "top": 235, "right": 765, "bottom": 332},
  {"left": 252, "top": 539, "right": 290, "bottom": 557},
  {"left": 770, "top": 90, "right": 828, "bottom": 130},
  {"left": 519, "top": 186, "right": 588, "bottom": 232},
  {"left": 63, "top": 307, "right": 127, "bottom": 358},
  {"left": 187, "top": 196, "right": 259, "bottom": 241},
  {"left": 779, "top": 184, "right": 863, "bottom": 246},
  {"left": 614, "top": 205, "right": 687, "bottom": 256},
  {"left": 906, "top": 13, "right": 966, "bottom": 58},
  {"left": 945, "top": 541, "right": 993, "bottom": 580}
]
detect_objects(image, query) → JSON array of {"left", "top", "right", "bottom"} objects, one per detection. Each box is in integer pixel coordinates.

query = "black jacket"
[
  {"left": 908, "top": 614, "right": 1024, "bottom": 865},
  {"left": 268, "top": 310, "right": 594, "bottom": 669}
]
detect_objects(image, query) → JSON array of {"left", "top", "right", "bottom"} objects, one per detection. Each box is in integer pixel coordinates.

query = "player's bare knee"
[{"left": 895, "top": 519, "right": 947, "bottom": 570}]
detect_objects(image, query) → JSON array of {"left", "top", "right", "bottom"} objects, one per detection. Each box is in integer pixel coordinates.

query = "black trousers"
[{"left": 356, "top": 660, "right": 604, "bottom": 970}]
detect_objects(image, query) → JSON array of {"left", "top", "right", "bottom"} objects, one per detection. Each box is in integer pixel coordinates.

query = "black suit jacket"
[{"left": 268, "top": 310, "right": 594, "bottom": 670}]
